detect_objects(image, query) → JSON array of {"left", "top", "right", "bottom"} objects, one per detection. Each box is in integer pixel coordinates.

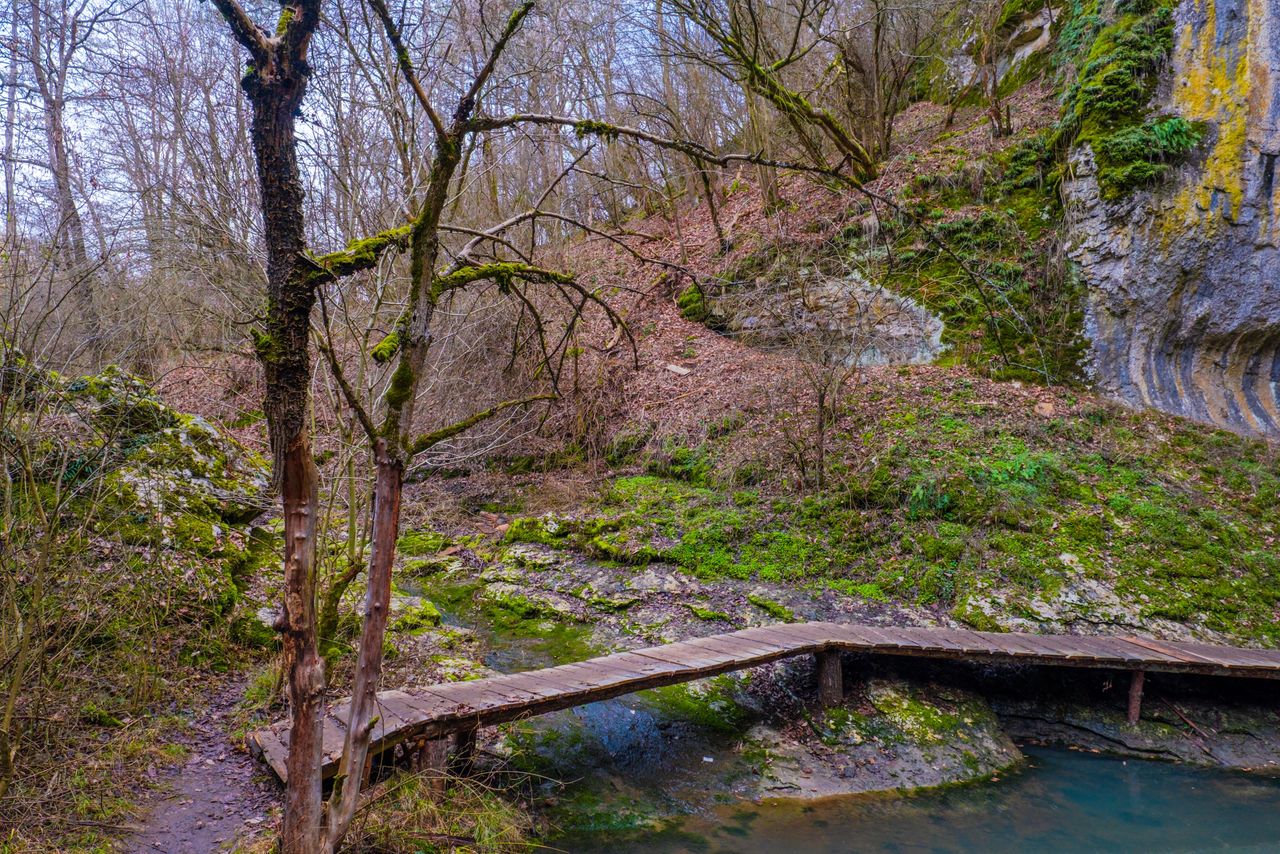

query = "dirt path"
[{"left": 127, "top": 681, "right": 278, "bottom": 853}]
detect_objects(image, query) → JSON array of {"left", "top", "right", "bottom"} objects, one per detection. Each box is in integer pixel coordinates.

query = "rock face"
[
  {"left": 1065, "top": 0, "right": 1280, "bottom": 436},
  {"left": 704, "top": 271, "right": 944, "bottom": 368}
]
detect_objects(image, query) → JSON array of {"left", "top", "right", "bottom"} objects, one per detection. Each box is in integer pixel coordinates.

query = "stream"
[
  {"left": 422, "top": 580, "right": 1280, "bottom": 852},
  {"left": 558, "top": 746, "right": 1280, "bottom": 852}
]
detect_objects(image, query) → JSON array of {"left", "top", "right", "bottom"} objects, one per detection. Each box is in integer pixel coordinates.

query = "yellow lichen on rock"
[{"left": 1168, "top": 0, "right": 1251, "bottom": 224}]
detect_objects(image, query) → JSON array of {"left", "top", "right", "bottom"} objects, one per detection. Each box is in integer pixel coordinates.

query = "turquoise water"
[{"left": 559, "top": 747, "right": 1280, "bottom": 853}]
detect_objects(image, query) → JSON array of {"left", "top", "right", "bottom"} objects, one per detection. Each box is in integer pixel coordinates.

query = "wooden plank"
[
  {"left": 682, "top": 634, "right": 792, "bottom": 661},
  {"left": 967, "top": 633, "right": 1051, "bottom": 658},
  {"left": 827, "top": 623, "right": 898, "bottom": 647},
  {"left": 1157, "top": 639, "right": 1280, "bottom": 669},
  {"left": 629, "top": 645, "right": 740, "bottom": 670},
  {"left": 481, "top": 672, "right": 580, "bottom": 701},
  {"left": 928, "top": 628, "right": 993, "bottom": 654},
  {"left": 418, "top": 681, "right": 513, "bottom": 712},
  {"left": 1116, "top": 636, "right": 1201, "bottom": 664},
  {"left": 766, "top": 623, "right": 833, "bottom": 645},
  {"left": 251, "top": 730, "right": 290, "bottom": 781},
  {"left": 865, "top": 626, "right": 941, "bottom": 650},
  {"left": 724, "top": 627, "right": 805, "bottom": 652},
  {"left": 604, "top": 651, "right": 692, "bottom": 677},
  {"left": 845, "top": 625, "right": 910, "bottom": 648},
  {"left": 380, "top": 691, "right": 444, "bottom": 728},
  {"left": 737, "top": 625, "right": 817, "bottom": 651},
  {"left": 1064, "top": 636, "right": 1154, "bottom": 664},
  {"left": 437, "top": 680, "right": 548, "bottom": 711},
  {"left": 1018, "top": 635, "right": 1104, "bottom": 661},
  {"left": 496, "top": 665, "right": 605, "bottom": 697}
]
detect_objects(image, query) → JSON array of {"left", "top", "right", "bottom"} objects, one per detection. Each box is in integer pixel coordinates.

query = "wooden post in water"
[
  {"left": 1127, "top": 670, "right": 1145, "bottom": 725},
  {"left": 817, "top": 650, "right": 843, "bottom": 706}
]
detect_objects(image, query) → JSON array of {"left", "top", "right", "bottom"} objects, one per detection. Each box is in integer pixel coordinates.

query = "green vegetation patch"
[
  {"left": 1056, "top": 0, "right": 1202, "bottom": 199},
  {"left": 505, "top": 382, "right": 1280, "bottom": 644}
]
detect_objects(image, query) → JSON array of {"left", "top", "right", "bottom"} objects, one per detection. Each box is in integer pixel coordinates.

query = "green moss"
[
  {"left": 306, "top": 225, "right": 413, "bottom": 284},
  {"left": 572, "top": 119, "right": 621, "bottom": 142},
  {"left": 676, "top": 284, "right": 708, "bottom": 322},
  {"left": 867, "top": 685, "right": 967, "bottom": 744},
  {"left": 397, "top": 529, "right": 451, "bottom": 556},
  {"left": 1056, "top": 0, "right": 1198, "bottom": 199},
  {"left": 249, "top": 327, "right": 281, "bottom": 364},
  {"left": 384, "top": 360, "right": 415, "bottom": 408},
  {"left": 644, "top": 677, "right": 750, "bottom": 733},
  {"left": 274, "top": 5, "right": 294, "bottom": 35},
  {"left": 79, "top": 701, "right": 125, "bottom": 728},
  {"left": 402, "top": 555, "right": 460, "bottom": 576},
  {"left": 230, "top": 612, "right": 279, "bottom": 649},
  {"left": 746, "top": 593, "right": 794, "bottom": 622},
  {"left": 370, "top": 331, "right": 400, "bottom": 364},
  {"left": 685, "top": 602, "right": 734, "bottom": 622},
  {"left": 392, "top": 599, "right": 442, "bottom": 633},
  {"left": 645, "top": 441, "right": 714, "bottom": 485},
  {"left": 605, "top": 427, "right": 652, "bottom": 465},
  {"left": 505, "top": 515, "right": 572, "bottom": 546}
]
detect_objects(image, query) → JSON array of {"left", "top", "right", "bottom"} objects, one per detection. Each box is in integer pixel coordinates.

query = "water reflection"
[{"left": 560, "top": 747, "right": 1280, "bottom": 853}]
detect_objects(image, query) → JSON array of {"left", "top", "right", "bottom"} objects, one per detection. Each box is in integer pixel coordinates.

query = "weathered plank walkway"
[{"left": 249, "top": 622, "right": 1280, "bottom": 782}]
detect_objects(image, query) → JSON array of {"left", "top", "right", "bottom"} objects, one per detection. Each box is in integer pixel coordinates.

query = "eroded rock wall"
[{"left": 1066, "top": 0, "right": 1280, "bottom": 435}]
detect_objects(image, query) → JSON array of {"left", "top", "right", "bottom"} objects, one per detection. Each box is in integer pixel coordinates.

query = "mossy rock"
[
  {"left": 64, "top": 366, "right": 179, "bottom": 435},
  {"left": 397, "top": 530, "right": 452, "bottom": 556},
  {"left": 504, "top": 515, "right": 573, "bottom": 546},
  {"left": 746, "top": 592, "right": 795, "bottom": 622},
  {"left": 392, "top": 600, "right": 443, "bottom": 633},
  {"left": 230, "top": 611, "right": 280, "bottom": 649}
]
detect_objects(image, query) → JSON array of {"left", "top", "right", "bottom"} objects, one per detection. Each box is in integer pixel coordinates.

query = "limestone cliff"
[{"left": 1065, "top": 0, "right": 1279, "bottom": 435}]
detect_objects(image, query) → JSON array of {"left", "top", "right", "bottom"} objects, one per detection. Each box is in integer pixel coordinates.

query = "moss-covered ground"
[
  {"left": 507, "top": 374, "right": 1280, "bottom": 644},
  {"left": 1, "top": 363, "right": 279, "bottom": 851}
]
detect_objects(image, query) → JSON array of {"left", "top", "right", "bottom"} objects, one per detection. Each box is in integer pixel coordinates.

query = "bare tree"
[
  {"left": 826, "top": 0, "right": 955, "bottom": 159},
  {"left": 18, "top": 0, "right": 124, "bottom": 361}
]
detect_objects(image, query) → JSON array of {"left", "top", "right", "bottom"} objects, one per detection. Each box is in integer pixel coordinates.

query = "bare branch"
[
  {"left": 408, "top": 393, "right": 556, "bottom": 457},
  {"left": 207, "top": 0, "right": 269, "bottom": 57},
  {"left": 365, "top": 0, "right": 447, "bottom": 138}
]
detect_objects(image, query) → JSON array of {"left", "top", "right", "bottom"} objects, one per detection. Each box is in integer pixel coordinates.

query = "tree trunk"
[
  {"left": 277, "top": 435, "right": 325, "bottom": 854},
  {"left": 242, "top": 34, "right": 326, "bottom": 854},
  {"left": 3, "top": 11, "right": 19, "bottom": 235},
  {"left": 814, "top": 387, "right": 827, "bottom": 491},
  {"left": 325, "top": 439, "right": 403, "bottom": 847}
]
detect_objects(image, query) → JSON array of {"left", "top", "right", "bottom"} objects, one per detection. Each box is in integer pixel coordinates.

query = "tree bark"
[
  {"left": 278, "top": 434, "right": 325, "bottom": 854},
  {"left": 817, "top": 650, "right": 842, "bottom": 706},
  {"left": 224, "top": 7, "right": 327, "bottom": 850},
  {"left": 325, "top": 439, "right": 403, "bottom": 848}
]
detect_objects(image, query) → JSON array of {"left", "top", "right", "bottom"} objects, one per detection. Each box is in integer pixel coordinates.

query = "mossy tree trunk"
[
  {"left": 321, "top": 4, "right": 518, "bottom": 841},
  {"left": 210, "top": 3, "right": 402, "bottom": 850},
  {"left": 217, "top": 4, "right": 329, "bottom": 850}
]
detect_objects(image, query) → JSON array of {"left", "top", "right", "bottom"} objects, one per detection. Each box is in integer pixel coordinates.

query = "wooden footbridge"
[{"left": 249, "top": 622, "right": 1280, "bottom": 783}]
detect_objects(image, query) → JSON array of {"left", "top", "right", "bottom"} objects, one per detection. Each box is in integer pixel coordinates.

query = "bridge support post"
[
  {"left": 452, "top": 726, "right": 478, "bottom": 776},
  {"left": 1127, "top": 670, "right": 1145, "bottom": 725},
  {"left": 414, "top": 737, "right": 450, "bottom": 797},
  {"left": 816, "top": 649, "right": 843, "bottom": 707}
]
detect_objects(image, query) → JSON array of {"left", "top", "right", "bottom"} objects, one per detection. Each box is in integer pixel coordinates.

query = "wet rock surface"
[{"left": 744, "top": 679, "right": 1022, "bottom": 799}]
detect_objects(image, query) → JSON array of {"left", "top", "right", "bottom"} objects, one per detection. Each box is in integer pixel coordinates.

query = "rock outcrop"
[{"left": 1065, "top": 0, "right": 1280, "bottom": 436}]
